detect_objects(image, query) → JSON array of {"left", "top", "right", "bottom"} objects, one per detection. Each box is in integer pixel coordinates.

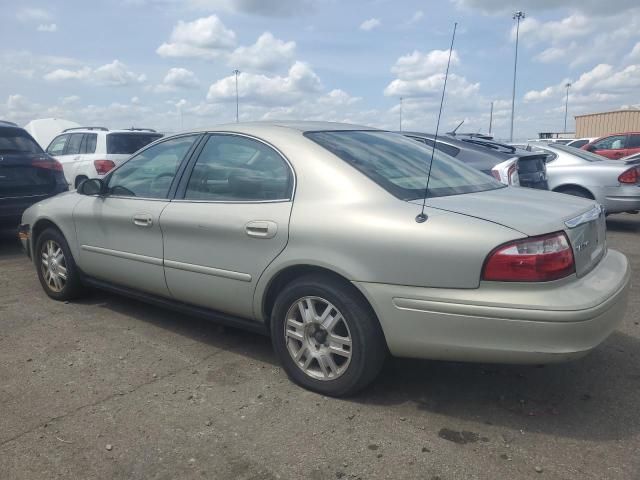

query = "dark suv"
[
  {"left": 403, "top": 132, "right": 548, "bottom": 190},
  {"left": 0, "top": 121, "right": 68, "bottom": 227}
]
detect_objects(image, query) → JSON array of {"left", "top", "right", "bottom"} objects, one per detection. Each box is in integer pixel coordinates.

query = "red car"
[{"left": 582, "top": 132, "right": 640, "bottom": 159}]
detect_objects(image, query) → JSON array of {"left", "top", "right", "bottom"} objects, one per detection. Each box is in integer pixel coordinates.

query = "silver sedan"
[
  {"left": 19, "top": 122, "right": 630, "bottom": 396},
  {"left": 533, "top": 143, "right": 640, "bottom": 214}
]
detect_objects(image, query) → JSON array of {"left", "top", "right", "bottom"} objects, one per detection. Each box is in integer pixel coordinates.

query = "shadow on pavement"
[{"left": 606, "top": 214, "right": 640, "bottom": 233}]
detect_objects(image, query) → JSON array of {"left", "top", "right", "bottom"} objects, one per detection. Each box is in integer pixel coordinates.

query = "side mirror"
[
  {"left": 77, "top": 178, "right": 106, "bottom": 196},
  {"left": 585, "top": 144, "right": 596, "bottom": 152}
]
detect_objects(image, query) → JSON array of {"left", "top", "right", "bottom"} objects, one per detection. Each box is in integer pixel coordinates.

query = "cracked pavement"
[{"left": 1, "top": 215, "right": 639, "bottom": 479}]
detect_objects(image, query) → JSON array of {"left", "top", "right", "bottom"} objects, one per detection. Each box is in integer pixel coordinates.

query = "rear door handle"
[
  {"left": 133, "top": 214, "right": 153, "bottom": 227},
  {"left": 245, "top": 220, "right": 277, "bottom": 239}
]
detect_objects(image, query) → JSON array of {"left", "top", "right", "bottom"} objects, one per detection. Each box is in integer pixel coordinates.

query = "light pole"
[
  {"left": 489, "top": 101, "right": 494, "bottom": 134},
  {"left": 563, "top": 82, "right": 571, "bottom": 134},
  {"left": 399, "top": 97, "right": 403, "bottom": 131},
  {"left": 232, "top": 69, "right": 240, "bottom": 123},
  {"left": 510, "top": 11, "right": 525, "bottom": 142}
]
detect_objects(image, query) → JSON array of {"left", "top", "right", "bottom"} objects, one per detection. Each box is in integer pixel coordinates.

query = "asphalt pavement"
[{"left": 1, "top": 216, "right": 639, "bottom": 480}]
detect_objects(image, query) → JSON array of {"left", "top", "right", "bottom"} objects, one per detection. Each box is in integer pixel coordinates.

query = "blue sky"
[{"left": 1, "top": 0, "right": 639, "bottom": 140}]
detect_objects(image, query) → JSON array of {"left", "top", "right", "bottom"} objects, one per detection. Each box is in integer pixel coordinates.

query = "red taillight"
[
  {"left": 482, "top": 232, "right": 575, "bottom": 282},
  {"left": 31, "top": 158, "right": 63, "bottom": 172},
  {"left": 507, "top": 163, "right": 518, "bottom": 185},
  {"left": 94, "top": 160, "right": 116, "bottom": 175},
  {"left": 618, "top": 167, "right": 640, "bottom": 184},
  {"left": 491, "top": 170, "right": 501, "bottom": 181}
]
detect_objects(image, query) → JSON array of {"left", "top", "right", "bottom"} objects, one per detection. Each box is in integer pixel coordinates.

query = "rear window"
[
  {"left": 550, "top": 144, "right": 603, "bottom": 162},
  {"left": 305, "top": 130, "right": 503, "bottom": 200},
  {"left": 0, "top": 127, "right": 43, "bottom": 154},
  {"left": 106, "top": 133, "right": 162, "bottom": 155}
]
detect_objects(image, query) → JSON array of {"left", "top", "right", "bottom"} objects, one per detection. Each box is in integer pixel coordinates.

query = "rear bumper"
[{"left": 354, "top": 249, "right": 630, "bottom": 364}]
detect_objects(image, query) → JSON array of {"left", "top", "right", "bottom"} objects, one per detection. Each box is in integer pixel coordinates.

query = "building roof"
[{"left": 575, "top": 109, "right": 640, "bottom": 118}]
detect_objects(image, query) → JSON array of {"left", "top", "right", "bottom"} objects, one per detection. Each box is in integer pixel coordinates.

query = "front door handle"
[
  {"left": 133, "top": 214, "right": 153, "bottom": 227},
  {"left": 245, "top": 220, "right": 277, "bottom": 239}
]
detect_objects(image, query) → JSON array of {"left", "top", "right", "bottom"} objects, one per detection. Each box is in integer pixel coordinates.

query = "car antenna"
[
  {"left": 448, "top": 119, "right": 465, "bottom": 136},
  {"left": 416, "top": 22, "right": 458, "bottom": 224}
]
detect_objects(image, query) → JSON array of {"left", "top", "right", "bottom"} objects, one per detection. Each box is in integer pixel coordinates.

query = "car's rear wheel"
[
  {"left": 35, "top": 228, "right": 85, "bottom": 301},
  {"left": 271, "top": 274, "right": 386, "bottom": 397}
]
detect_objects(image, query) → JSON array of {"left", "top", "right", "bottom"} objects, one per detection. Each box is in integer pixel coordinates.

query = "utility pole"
[
  {"left": 564, "top": 82, "right": 571, "bottom": 134},
  {"left": 232, "top": 69, "right": 240, "bottom": 123},
  {"left": 399, "top": 97, "right": 403, "bottom": 131},
  {"left": 489, "top": 101, "right": 494, "bottom": 134},
  {"left": 510, "top": 11, "right": 525, "bottom": 142}
]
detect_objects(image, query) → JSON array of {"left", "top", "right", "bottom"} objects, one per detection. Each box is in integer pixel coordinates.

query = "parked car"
[
  {"left": 403, "top": 132, "right": 548, "bottom": 189},
  {"left": 20, "top": 122, "right": 629, "bottom": 396},
  {"left": 528, "top": 138, "right": 574, "bottom": 145},
  {"left": 46, "top": 127, "right": 163, "bottom": 188},
  {"left": 0, "top": 121, "right": 67, "bottom": 228},
  {"left": 566, "top": 137, "right": 597, "bottom": 149},
  {"left": 582, "top": 132, "right": 640, "bottom": 159},
  {"left": 530, "top": 143, "right": 640, "bottom": 214}
]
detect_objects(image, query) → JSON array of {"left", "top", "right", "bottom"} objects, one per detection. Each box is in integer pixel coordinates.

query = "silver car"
[
  {"left": 533, "top": 143, "right": 640, "bottom": 214},
  {"left": 19, "top": 122, "right": 630, "bottom": 396}
]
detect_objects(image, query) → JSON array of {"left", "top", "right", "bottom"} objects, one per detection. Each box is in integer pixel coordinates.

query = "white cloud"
[
  {"left": 157, "top": 15, "right": 236, "bottom": 59},
  {"left": 628, "top": 42, "right": 640, "bottom": 61},
  {"left": 16, "top": 7, "right": 51, "bottom": 22},
  {"left": 451, "top": 0, "right": 639, "bottom": 15},
  {"left": 44, "top": 60, "right": 146, "bottom": 86},
  {"left": 61, "top": 95, "right": 80, "bottom": 105},
  {"left": 391, "top": 49, "right": 460, "bottom": 80},
  {"left": 189, "top": 0, "right": 314, "bottom": 16},
  {"left": 407, "top": 11, "right": 424, "bottom": 24},
  {"left": 359, "top": 18, "right": 381, "bottom": 31},
  {"left": 206, "top": 61, "right": 322, "bottom": 106},
  {"left": 150, "top": 67, "right": 200, "bottom": 93},
  {"left": 229, "top": 32, "right": 296, "bottom": 72},
  {"left": 37, "top": 23, "right": 58, "bottom": 32}
]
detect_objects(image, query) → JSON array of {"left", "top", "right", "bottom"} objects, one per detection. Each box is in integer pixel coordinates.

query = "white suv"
[{"left": 46, "top": 127, "right": 163, "bottom": 188}]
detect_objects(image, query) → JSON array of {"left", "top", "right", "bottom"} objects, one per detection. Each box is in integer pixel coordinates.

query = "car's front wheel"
[
  {"left": 271, "top": 274, "right": 387, "bottom": 396},
  {"left": 35, "top": 228, "right": 85, "bottom": 301}
]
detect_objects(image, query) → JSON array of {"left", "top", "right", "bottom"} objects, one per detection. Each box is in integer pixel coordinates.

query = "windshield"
[
  {"left": 547, "top": 143, "right": 603, "bottom": 162},
  {"left": 0, "top": 128, "right": 43, "bottom": 154},
  {"left": 107, "top": 133, "right": 163, "bottom": 155},
  {"left": 305, "top": 130, "right": 504, "bottom": 200}
]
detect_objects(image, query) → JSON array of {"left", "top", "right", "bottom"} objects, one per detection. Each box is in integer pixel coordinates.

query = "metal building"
[{"left": 575, "top": 110, "right": 640, "bottom": 138}]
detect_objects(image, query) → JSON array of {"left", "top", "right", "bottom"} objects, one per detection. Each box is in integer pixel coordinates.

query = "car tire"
[
  {"left": 35, "top": 228, "right": 85, "bottom": 301},
  {"left": 271, "top": 273, "right": 387, "bottom": 397},
  {"left": 558, "top": 187, "right": 592, "bottom": 199}
]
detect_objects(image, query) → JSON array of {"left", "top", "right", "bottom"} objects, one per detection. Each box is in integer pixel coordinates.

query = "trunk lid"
[
  {"left": 412, "top": 186, "right": 606, "bottom": 277},
  {"left": 516, "top": 154, "right": 548, "bottom": 190}
]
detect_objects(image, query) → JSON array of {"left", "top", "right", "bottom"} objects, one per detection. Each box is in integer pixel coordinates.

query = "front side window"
[
  {"left": 107, "top": 135, "right": 198, "bottom": 199},
  {"left": 594, "top": 135, "right": 626, "bottom": 150},
  {"left": 47, "top": 135, "right": 68, "bottom": 155},
  {"left": 184, "top": 135, "right": 292, "bottom": 201},
  {"left": 0, "top": 128, "right": 43, "bottom": 154},
  {"left": 306, "top": 130, "right": 502, "bottom": 200}
]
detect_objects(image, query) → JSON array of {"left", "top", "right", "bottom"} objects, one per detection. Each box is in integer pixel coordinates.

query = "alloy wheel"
[
  {"left": 284, "top": 296, "right": 352, "bottom": 381},
  {"left": 40, "top": 240, "right": 67, "bottom": 293}
]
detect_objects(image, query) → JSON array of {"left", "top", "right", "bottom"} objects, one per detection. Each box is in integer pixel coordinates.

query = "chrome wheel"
[
  {"left": 40, "top": 240, "right": 67, "bottom": 293},
  {"left": 284, "top": 296, "right": 352, "bottom": 381}
]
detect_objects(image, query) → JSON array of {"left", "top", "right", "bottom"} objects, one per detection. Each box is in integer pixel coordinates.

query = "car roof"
[{"left": 196, "top": 121, "right": 378, "bottom": 134}]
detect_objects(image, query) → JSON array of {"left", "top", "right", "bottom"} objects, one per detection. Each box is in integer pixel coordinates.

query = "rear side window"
[
  {"left": 184, "top": 135, "right": 292, "bottom": 201},
  {"left": 627, "top": 134, "right": 640, "bottom": 149},
  {"left": 0, "top": 127, "right": 43, "bottom": 154},
  {"left": 80, "top": 133, "right": 97, "bottom": 154},
  {"left": 65, "top": 133, "right": 83, "bottom": 155},
  {"left": 306, "top": 130, "right": 503, "bottom": 200},
  {"left": 107, "top": 133, "right": 162, "bottom": 155}
]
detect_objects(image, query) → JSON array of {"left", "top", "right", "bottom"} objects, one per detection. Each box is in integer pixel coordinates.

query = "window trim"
[
  {"left": 99, "top": 133, "right": 204, "bottom": 201},
  {"left": 173, "top": 132, "right": 296, "bottom": 204}
]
